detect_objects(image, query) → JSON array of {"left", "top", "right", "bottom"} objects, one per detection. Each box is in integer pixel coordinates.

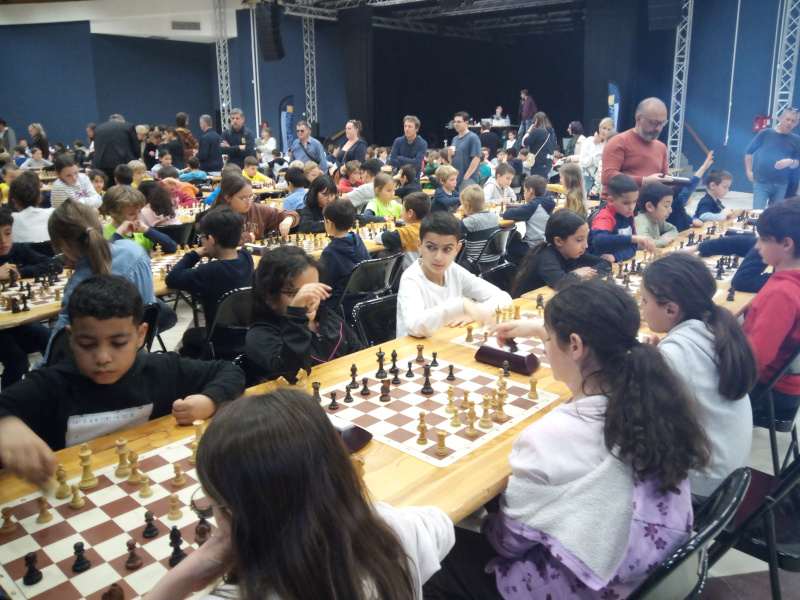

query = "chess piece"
[
  {"left": 36, "top": 497, "right": 53, "bottom": 524},
  {"left": 360, "top": 377, "right": 371, "bottom": 396},
  {"left": 465, "top": 325, "right": 474, "bottom": 342},
  {"left": 502, "top": 360, "right": 510, "bottom": 377},
  {"left": 726, "top": 288, "right": 736, "bottom": 301},
  {"left": 431, "top": 351, "right": 439, "bottom": 367},
  {"left": 344, "top": 385, "right": 354, "bottom": 402},
  {"left": 172, "top": 464, "right": 186, "bottom": 487},
  {"left": 514, "top": 305, "right": 521, "bottom": 320},
  {"left": 435, "top": 430, "right": 449, "bottom": 456},
  {"left": 167, "top": 493, "right": 182, "bottom": 520},
  {"left": 416, "top": 344, "right": 425, "bottom": 363},
  {"left": 169, "top": 526, "right": 187, "bottom": 567},
  {"left": 479, "top": 395, "right": 494, "bottom": 429},
  {"left": 348, "top": 364, "right": 359, "bottom": 389},
  {"left": 389, "top": 350, "right": 399, "bottom": 375},
  {"left": 72, "top": 541, "right": 91, "bottom": 573},
  {"left": 490, "top": 389, "right": 498, "bottom": 408},
  {"left": 312, "top": 381, "right": 321, "bottom": 401},
  {"left": 115, "top": 438, "right": 131, "bottom": 478},
  {"left": 375, "top": 347, "right": 387, "bottom": 379},
  {"left": 55, "top": 288, "right": 61, "bottom": 301},
  {"left": 11, "top": 297, "right": 20, "bottom": 313},
  {"left": 492, "top": 393, "right": 509, "bottom": 422},
  {"left": 496, "top": 368, "right": 505, "bottom": 388},
  {"left": 464, "top": 402, "right": 478, "bottom": 437},
  {"left": 0, "top": 507, "right": 18, "bottom": 535},
  {"left": 69, "top": 484, "right": 85, "bottom": 509},
  {"left": 416, "top": 412, "right": 428, "bottom": 444},
  {"left": 23, "top": 551, "right": 43, "bottom": 585},
  {"left": 445, "top": 386, "right": 458, "bottom": 414},
  {"left": 449, "top": 408, "right": 462, "bottom": 427},
  {"left": 495, "top": 307, "right": 501, "bottom": 324},
  {"left": 194, "top": 419, "right": 205, "bottom": 441},
  {"left": 143, "top": 510, "right": 159, "bottom": 538},
  {"left": 536, "top": 293, "right": 545, "bottom": 310},
  {"left": 189, "top": 440, "right": 198, "bottom": 465},
  {"left": 195, "top": 522, "right": 210, "bottom": 546},
  {"left": 139, "top": 474, "right": 153, "bottom": 498},
  {"left": 528, "top": 377, "right": 539, "bottom": 400},
  {"left": 160, "top": 267, "right": 166, "bottom": 278},
  {"left": 125, "top": 539, "right": 143, "bottom": 570},
  {"left": 406, "top": 361, "right": 414, "bottom": 378},
  {"left": 379, "top": 380, "right": 391, "bottom": 402},
  {"left": 329, "top": 391, "right": 339, "bottom": 410},
  {"left": 127, "top": 450, "right": 142, "bottom": 484},
  {"left": 55, "top": 464, "right": 71, "bottom": 499},
  {"left": 21, "top": 296, "right": 29, "bottom": 311},
  {"left": 420, "top": 364, "right": 434, "bottom": 395},
  {"left": 391, "top": 368, "right": 402, "bottom": 385},
  {"left": 447, "top": 364, "right": 456, "bottom": 381}
]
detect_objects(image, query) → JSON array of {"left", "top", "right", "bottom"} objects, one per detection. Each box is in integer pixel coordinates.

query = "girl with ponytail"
[
  {"left": 424, "top": 279, "right": 710, "bottom": 600},
  {"left": 641, "top": 252, "right": 757, "bottom": 498},
  {"left": 41, "top": 201, "right": 156, "bottom": 363}
]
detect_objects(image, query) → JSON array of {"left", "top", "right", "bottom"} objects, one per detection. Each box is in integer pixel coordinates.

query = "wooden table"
[{"left": 0, "top": 296, "right": 565, "bottom": 523}]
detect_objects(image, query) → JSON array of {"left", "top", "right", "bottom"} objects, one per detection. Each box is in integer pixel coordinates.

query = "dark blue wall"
[{"left": 0, "top": 21, "right": 99, "bottom": 148}]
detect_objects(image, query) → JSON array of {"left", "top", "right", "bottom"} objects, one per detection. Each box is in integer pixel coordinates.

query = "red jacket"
[{"left": 743, "top": 269, "right": 800, "bottom": 394}]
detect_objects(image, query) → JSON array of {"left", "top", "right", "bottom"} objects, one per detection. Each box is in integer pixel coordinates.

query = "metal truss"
[
  {"left": 317, "top": 0, "right": 426, "bottom": 8},
  {"left": 393, "top": 0, "right": 575, "bottom": 20},
  {"left": 283, "top": 3, "right": 339, "bottom": 20},
  {"left": 372, "top": 16, "right": 492, "bottom": 39},
  {"left": 666, "top": 0, "right": 693, "bottom": 170},
  {"left": 468, "top": 9, "right": 580, "bottom": 30},
  {"left": 213, "top": 0, "right": 232, "bottom": 128},
  {"left": 302, "top": 13, "right": 319, "bottom": 124},
  {"left": 771, "top": 0, "right": 800, "bottom": 118}
]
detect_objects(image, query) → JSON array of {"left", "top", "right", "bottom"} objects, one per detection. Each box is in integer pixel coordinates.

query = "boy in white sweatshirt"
[{"left": 396, "top": 211, "right": 512, "bottom": 338}]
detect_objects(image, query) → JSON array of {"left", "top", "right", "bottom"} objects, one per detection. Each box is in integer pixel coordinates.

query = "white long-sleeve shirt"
[
  {"left": 578, "top": 136, "right": 605, "bottom": 179},
  {"left": 397, "top": 259, "right": 512, "bottom": 338},
  {"left": 50, "top": 173, "right": 103, "bottom": 209}
]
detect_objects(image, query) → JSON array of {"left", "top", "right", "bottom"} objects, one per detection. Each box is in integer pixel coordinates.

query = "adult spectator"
[
  {"left": 220, "top": 108, "right": 256, "bottom": 170},
  {"left": 389, "top": 115, "right": 428, "bottom": 178},
  {"left": 478, "top": 120, "right": 502, "bottom": 161},
  {"left": 601, "top": 97, "right": 671, "bottom": 204},
  {"left": 335, "top": 119, "right": 367, "bottom": 171},
  {"left": 745, "top": 107, "right": 800, "bottom": 209},
  {"left": 92, "top": 114, "right": 140, "bottom": 184},
  {"left": 0, "top": 119, "right": 16, "bottom": 152},
  {"left": 517, "top": 89, "right": 538, "bottom": 146},
  {"left": 175, "top": 112, "right": 198, "bottom": 161},
  {"left": 566, "top": 117, "right": 614, "bottom": 192},
  {"left": 197, "top": 114, "right": 223, "bottom": 173},
  {"left": 135, "top": 125, "right": 150, "bottom": 160},
  {"left": 86, "top": 123, "right": 96, "bottom": 155},
  {"left": 492, "top": 106, "right": 508, "bottom": 125},
  {"left": 27, "top": 123, "right": 50, "bottom": 160},
  {"left": 290, "top": 120, "right": 328, "bottom": 173},
  {"left": 450, "top": 111, "right": 482, "bottom": 190},
  {"left": 161, "top": 128, "right": 186, "bottom": 170},
  {"left": 564, "top": 121, "right": 585, "bottom": 157},
  {"left": 522, "top": 112, "right": 556, "bottom": 178}
]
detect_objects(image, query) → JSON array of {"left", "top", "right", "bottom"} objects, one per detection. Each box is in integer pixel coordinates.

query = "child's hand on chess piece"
[
  {"left": 488, "top": 319, "right": 546, "bottom": 348},
  {"left": 0, "top": 263, "right": 19, "bottom": 281},
  {"left": 172, "top": 395, "right": 217, "bottom": 425},
  {"left": 633, "top": 235, "right": 657, "bottom": 253},
  {"left": 0, "top": 416, "right": 57, "bottom": 486},
  {"left": 448, "top": 298, "right": 493, "bottom": 328},
  {"left": 278, "top": 217, "right": 294, "bottom": 237}
]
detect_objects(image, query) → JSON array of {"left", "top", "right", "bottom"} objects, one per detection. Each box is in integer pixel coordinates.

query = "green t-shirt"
[
  {"left": 365, "top": 198, "right": 403, "bottom": 219},
  {"left": 103, "top": 222, "right": 154, "bottom": 251}
]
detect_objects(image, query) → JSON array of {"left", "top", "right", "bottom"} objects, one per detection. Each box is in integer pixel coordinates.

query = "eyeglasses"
[
  {"left": 280, "top": 288, "right": 299, "bottom": 298},
  {"left": 189, "top": 485, "right": 223, "bottom": 520},
  {"left": 645, "top": 118, "right": 669, "bottom": 128}
]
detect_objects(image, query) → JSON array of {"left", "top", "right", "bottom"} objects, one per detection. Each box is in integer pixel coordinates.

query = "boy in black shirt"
[{"left": 0, "top": 275, "right": 245, "bottom": 485}]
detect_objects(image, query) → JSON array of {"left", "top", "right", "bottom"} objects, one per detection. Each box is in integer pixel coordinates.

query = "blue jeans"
[
  {"left": 752, "top": 181, "right": 788, "bottom": 210},
  {"left": 516, "top": 119, "right": 533, "bottom": 149}
]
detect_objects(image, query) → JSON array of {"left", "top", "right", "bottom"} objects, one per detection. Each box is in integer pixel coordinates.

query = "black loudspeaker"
[
  {"left": 255, "top": 1, "right": 285, "bottom": 61},
  {"left": 648, "top": 0, "right": 682, "bottom": 30}
]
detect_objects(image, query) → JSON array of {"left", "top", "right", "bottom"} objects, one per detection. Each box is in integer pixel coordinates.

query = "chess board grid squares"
[
  {"left": 41, "top": 532, "right": 93, "bottom": 564},
  {"left": 68, "top": 561, "right": 120, "bottom": 597},
  {"left": 116, "top": 560, "right": 170, "bottom": 596},
  {"left": 18, "top": 505, "right": 65, "bottom": 536},
  {"left": 12, "top": 564, "right": 73, "bottom": 598}
]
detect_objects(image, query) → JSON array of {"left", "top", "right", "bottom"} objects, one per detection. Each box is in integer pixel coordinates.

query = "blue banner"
[
  {"left": 608, "top": 83, "right": 620, "bottom": 131},
  {"left": 279, "top": 95, "right": 294, "bottom": 154}
]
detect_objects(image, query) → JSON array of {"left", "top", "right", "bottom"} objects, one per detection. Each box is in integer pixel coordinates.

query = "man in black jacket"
[
  {"left": 197, "top": 114, "right": 224, "bottom": 172},
  {"left": 220, "top": 108, "right": 255, "bottom": 169},
  {"left": 92, "top": 115, "right": 140, "bottom": 185}
]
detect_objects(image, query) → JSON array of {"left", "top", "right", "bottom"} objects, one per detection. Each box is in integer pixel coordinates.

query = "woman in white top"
[
  {"left": 567, "top": 117, "right": 614, "bottom": 192},
  {"left": 147, "top": 390, "right": 454, "bottom": 600}
]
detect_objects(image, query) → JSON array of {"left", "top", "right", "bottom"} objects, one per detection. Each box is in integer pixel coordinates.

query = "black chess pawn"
[
  {"left": 343, "top": 386, "right": 353, "bottom": 402},
  {"left": 312, "top": 382, "right": 322, "bottom": 402},
  {"left": 1, "top": 282, "right": 6, "bottom": 292},
  {"left": 391, "top": 369, "right": 401, "bottom": 385},
  {"left": 360, "top": 377, "right": 371, "bottom": 396},
  {"left": 502, "top": 361, "right": 510, "bottom": 377},
  {"left": 72, "top": 541, "right": 91, "bottom": 573},
  {"left": 328, "top": 391, "right": 339, "bottom": 410},
  {"left": 389, "top": 350, "right": 399, "bottom": 375},
  {"left": 680, "top": 241, "right": 685, "bottom": 249},
  {"left": 431, "top": 351, "right": 439, "bottom": 367},
  {"left": 716, "top": 266, "right": 724, "bottom": 281},
  {"left": 726, "top": 288, "right": 736, "bottom": 301},
  {"left": 420, "top": 364, "right": 434, "bottom": 395},
  {"left": 348, "top": 364, "right": 359, "bottom": 389},
  {"left": 405, "top": 361, "right": 414, "bottom": 378},
  {"left": 732, "top": 256, "right": 740, "bottom": 268},
  {"left": 21, "top": 297, "right": 29, "bottom": 311},
  {"left": 23, "top": 552, "right": 43, "bottom": 586},
  {"left": 125, "top": 539, "right": 143, "bottom": 570},
  {"left": 168, "top": 526, "right": 187, "bottom": 567},
  {"left": 447, "top": 364, "right": 456, "bottom": 381},
  {"left": 143, "top": 510, "right": 159, "bottom": 538},
  {"left": 616, "top": 263, "right": 624, "bottom": 279}
]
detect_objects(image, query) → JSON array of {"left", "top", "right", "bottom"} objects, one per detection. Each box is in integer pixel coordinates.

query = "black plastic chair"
[
  {"left": 141, "top": 302, "right": 163, "bottom": 353},
  {"left": 454, "top": 238, "right": 468, "bottom": 266},
  {"left": 23, "top": 240, "right": 55, "bottom": 257},
  {"left": 233, "top": 353, "right": 264, "bottom": 388},
  {"left": 750, "top": 343, "right": 800, "bottom": 476},
  {"left": 154, "top": 222, "right": 195, "bottom": 248},
  {"left": 46, "top": 328, "right": 72, "bottom": 367},
  {"left": 334, "top": 254, "right": 402, "bottom": 322},
  {"left": 708, "top": 460, "right": 800, "bottom": 600},
  {"left": 351, "top": 294, "right": 398, "bottom": 347},
  {"left": 201, "top": 287, "right": 253, "bottom": 360},
  {"left": 628, "top": 468, "right": 751, "bottom": 600},
  {"left": 466, "top": 226, "right": 515, "bottom": 274},
  {"left": 479, "top": 262, "right": 517, "bottom": 294}
]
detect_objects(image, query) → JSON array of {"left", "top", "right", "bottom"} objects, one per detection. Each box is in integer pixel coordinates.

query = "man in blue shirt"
[
  {"left": 197, "top": 114, "right": 223, "bottom": 173},
  {"left": 450, "top": 112, "right": 482, "bottom": 191},
  {"left": 290, "top": 120, "right": 328, "bottom": 173},
  {"left": 389, "top": 115, "right": 428, "bottom": 178},
  {"left": 220, "top": 108, "right": 256, "bottom": 170},
  {"left": 745, "top": 108, "right": 800, "bottom": 209}
]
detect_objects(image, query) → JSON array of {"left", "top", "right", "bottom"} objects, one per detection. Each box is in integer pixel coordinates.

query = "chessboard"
[
  {"left": 317, "top": 353, "right": 559, "bottom": 468},
  {"left": 702, "top": 256, "right": 737, "bottom": 283},
  {"left": 0, "top": 271, "right": 69, "bottom": 314},
  {"left": 0, "top": 431, "right": 213, "bottom": 600},
  {"left": 449, "top": 333, "right": 550, "bottom": 370}
]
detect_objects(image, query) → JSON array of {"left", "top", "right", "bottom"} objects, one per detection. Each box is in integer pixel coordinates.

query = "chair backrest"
[
  {"left": 202, "top": 287, "right": 254, "bottom": 359},
  {"left": 479, "top": 262, "right": 517, "bottom": 294},
  {"left": 752, "top": 342, "right": 800, "bottom": 407},
  {"left": 141, "top": 302, "right": 161, "bottom": 352},
  {"left": 154, "top": 223, "right": 195, "bottom": 248},
  {"left": 473, "top": 226, "right": 515, "bottom": 273},
  {"left": 23, "top": 240, "right": 55, "bottom": 257},
  {"left": 629, "top": 468, "right": 751, "bottom": 600},
  {"left": 351, "top": 294, "right": 398, "bottom": 347},
  {"left": 454, "top": 238, "right": 468, "bottom": 267},
  {"left": 46, "top": 328, "right": 72, "bottom": 367},
  {"left": 587, "top": 205, "right": 602, "bottom": 228},
  {"left": 334, "top": 254, "right": 402, "bottom": 310}
]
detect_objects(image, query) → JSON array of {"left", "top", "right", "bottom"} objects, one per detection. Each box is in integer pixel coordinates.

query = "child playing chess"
[
  {"left": 298, "top": 175, "right": 339, "bottom": 234},
  {"left": 281, "top": 166, "right": 310, "bottom": 212},
  {"left": 0, "top": 275, "right": 245, "bottom": 485},
  {"left": 431, "top": 165, "right": 460, "bottom": 212},
  {"left": 640, "top": 253, "right": 757, "bottom": 498},
  {"left": 459, "top": 184, "right": 500, "bottom": 268},
  {"left": 159, "top": 166, "right": 200, "bottom": 204},
  {"left": 245, "top": 246, "right": 363, "bottom": 383},
  {"left": 101, "top": 185, "right": 178, "bottom": 253},
  {"left": 342, "top": 158, "right": 382, "bottom": 212},
  {"left": 165, "top": 208, "right": 254, "bottom": 358},
  {"left": 89, "top": 169, "right": 107, "bottom": 196},
  {"left": 138, "top": 181, "right": 181, "bottom": 227},
  {"left": 50, "top": 154, "right": 102, "bottom": 209},
  {"left": 364, "top": 173, "right": 402, "bottom": 222},
  {"left": 482, "top": 162, "right": 516, "bottom": 204},
  {"left": 0, "top": 163, "right": 21, "bottom": 203},
  {"left": 8, "top": 170, "right": 53, "bottom": 243},
  {"left": 394, "top": 164, "right": 422, "bottom": 199},
  {"left": 588, "top": 173, "right": 656, "bottom": 263},
  {"left": 423, "top": 280, "right": 710, "bottom": 599},
  {"left": 634, "top": 182, "right": 679, "bottom": 248},
  {"left": 127, "top": 160, "right": 151, "bottom": 187},
  {"left": 179, "top": 156, "right": 208, "bottom": 183},
  {"left": 320, "top": 198, "right": 371, "bottom": 309},
  {"left": 19, "top": 147, "right": 52, "bottom": 171},
  {"left": 501, "top": 175, "right": 556, "bottom": 265},
  {"left": 147, "top": 390, "right": 453, "bottom": 600},
  {"left": 513, "top": 209, "right": 610, "bottom": 296},
  {"left": 396, "top": 211, "right": 512, "bottom": 338},
  {"left": 113, "top": 164, "right": 134, "bottom": 186},
  {"left": 151, "top": 151, "right": 172, "bottom": 175},
  {"left": 209, "top": 173, "right": 298, "bottom": 244},
  {"left": 694, "top": 169, "right": 733, "bottom": 222},
  {"left": 338, "top": 160, "right": 362, "bottom": 194},
  {"left": 242, "top": 155, "right": 274, "bottom": 186},
  {"left": 375, "top": 191, "right": 430, "bottom": 268},
  {"left": 203, "top": 164, "right": 241, "bottom": 206},
  {"left": 0, "top": 206, "right": 62, "bottom": 389}
]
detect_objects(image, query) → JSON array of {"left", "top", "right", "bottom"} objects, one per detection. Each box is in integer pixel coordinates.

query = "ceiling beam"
[{"left": 392, "top": 0, "right": 579, "bottom": 20}]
